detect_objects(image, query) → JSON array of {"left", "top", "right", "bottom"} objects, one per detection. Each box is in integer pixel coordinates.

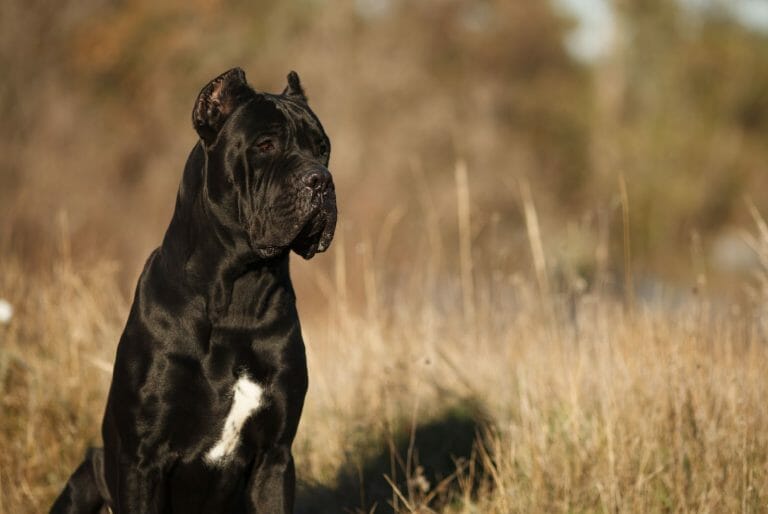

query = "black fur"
[{"left": 50, "top": 68, "right": 336, "bottom": 514}]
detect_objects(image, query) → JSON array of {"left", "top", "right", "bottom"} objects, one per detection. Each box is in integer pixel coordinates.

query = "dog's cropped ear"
[
  {"left": 282, "top": 71, "right": 306, "bottom": 102},
  {"left": 193, "top": 68, "right": 251, "bottom": 145}
]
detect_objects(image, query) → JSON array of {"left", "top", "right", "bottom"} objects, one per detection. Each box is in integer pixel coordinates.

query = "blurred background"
[{"left": 3, "top": 0, "right": 768, "bottom": 299}]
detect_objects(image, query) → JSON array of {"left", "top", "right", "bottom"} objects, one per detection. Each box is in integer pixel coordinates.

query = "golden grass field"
[{"left": 1, "top": 187, "right": 767, "bottom": 514}]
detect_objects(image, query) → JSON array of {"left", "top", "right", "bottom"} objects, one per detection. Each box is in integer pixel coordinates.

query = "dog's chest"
[{"left": 204, "top": 375, "right": 265, "bottom": 466}]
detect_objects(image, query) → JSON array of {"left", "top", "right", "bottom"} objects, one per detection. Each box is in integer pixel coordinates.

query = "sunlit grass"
[{"left": 1, "top": 199, "right": 767, "bottom": 513}]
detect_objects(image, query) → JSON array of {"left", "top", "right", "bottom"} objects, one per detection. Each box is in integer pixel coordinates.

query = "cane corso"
[{"left": 50, "top": 68, "right": 337, "bottom": 513}]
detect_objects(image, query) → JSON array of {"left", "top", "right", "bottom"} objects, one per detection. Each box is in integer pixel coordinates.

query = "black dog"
[{"left": 50, "top": 68, "right": 336, "bottom": 514}]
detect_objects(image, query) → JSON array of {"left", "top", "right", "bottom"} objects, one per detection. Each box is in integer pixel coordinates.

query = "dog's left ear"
[
  {"left": 193, "top": 67, "right": 251, "bottom": 145},
  {"left": 282, "top": 71, "right": 306, "bottom": 102}
]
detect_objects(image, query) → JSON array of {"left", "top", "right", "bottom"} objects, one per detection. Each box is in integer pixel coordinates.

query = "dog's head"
[{"left": 192, "top": 68, "right": 336, "bottom": 260}]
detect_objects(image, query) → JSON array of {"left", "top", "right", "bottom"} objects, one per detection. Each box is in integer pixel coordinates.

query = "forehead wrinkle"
[
  {"left": 231, "top": 97, "right": 286, "bottom": 137},
  {"left": 273, "top": 96, "right": 325, "bottom": 138}
]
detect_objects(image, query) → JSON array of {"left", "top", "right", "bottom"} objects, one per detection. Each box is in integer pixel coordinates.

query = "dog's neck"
[{"left": 158, "top": 143, "right": 293, "bottom": 318}]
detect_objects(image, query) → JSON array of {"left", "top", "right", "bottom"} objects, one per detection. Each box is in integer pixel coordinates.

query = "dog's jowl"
[{"left": 50, "top": 68, "right": 337, "bottom": 514}]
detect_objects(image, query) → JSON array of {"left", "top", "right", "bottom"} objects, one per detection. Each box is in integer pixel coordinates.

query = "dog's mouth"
[
  {"left": 291, "top": 197, "right": 337, "bottom": 260},
  {"left": 251, "top": 186, "right": 337, "bottom": 261}
]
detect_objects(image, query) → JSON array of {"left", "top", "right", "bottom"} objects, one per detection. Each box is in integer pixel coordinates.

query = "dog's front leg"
[
  {"left": 112, "top": 457, "right": 166, "bottom": 514},
  {"left": 246, "top": 445, "right": 296, "bottom": 514}
]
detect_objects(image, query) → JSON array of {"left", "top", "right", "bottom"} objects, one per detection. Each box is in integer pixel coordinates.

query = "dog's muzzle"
[{"left": 291, "top": 168, "right": 337, "bottom": 259}]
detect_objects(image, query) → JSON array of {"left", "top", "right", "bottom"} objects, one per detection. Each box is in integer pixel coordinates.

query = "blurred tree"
[
  {"left": 3, "top": 0, "right": 768, "bottom": 288},
  {"left": 597, "top": 0, "right": 768, "bottom": 275}
]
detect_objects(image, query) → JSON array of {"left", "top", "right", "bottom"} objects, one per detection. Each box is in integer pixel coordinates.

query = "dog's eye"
[
  {"left": 317, "top": 140, "right": 329, "bottom": 156},
  {"left": 255, "top": 139, "right": 276, "bottom": 155}
]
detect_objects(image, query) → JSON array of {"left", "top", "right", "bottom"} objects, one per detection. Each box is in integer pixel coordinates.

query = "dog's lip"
[
  {"left": 253, "top": 245, "right": 286, "bottom": 259},
  {"left": 291, "top": 203, "right": 336, "bottom": 259},
  {"left": 291, "top": 219, "right": 326, "bottom": 259},
  {"left": 316, "top": 215, "right": 336, "bottom": 253}
]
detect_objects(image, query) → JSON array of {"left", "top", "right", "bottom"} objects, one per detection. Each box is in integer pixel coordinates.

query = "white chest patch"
[{"left": 205, "top": 375, "right": 264, "bottom": 465}]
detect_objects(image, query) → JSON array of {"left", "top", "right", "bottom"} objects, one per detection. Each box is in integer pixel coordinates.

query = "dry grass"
[{"left": 1, "top": 198, "right": 768, "bottom": 514}]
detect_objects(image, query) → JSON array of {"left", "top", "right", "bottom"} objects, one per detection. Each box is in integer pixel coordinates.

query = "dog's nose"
[{"left": 303, "top": 169, "right": 331, "bottom": 192}]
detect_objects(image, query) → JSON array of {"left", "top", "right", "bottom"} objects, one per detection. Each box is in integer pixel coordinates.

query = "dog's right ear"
[{"left": 193, "top": 68, "right": 251, "bottom": 145}]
